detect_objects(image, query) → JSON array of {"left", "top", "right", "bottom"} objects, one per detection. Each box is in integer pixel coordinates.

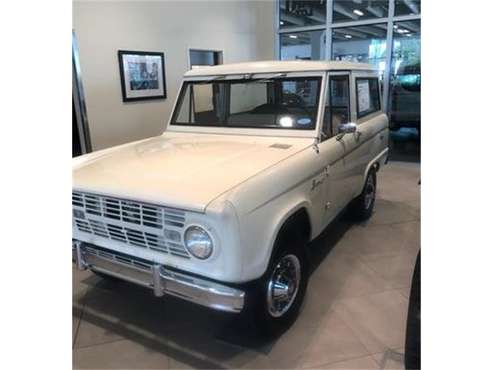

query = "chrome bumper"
[{"left": 72, "top": 241, "right": 245, "bottom": 313}]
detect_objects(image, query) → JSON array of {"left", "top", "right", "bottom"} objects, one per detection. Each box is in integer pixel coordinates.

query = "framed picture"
[{"left": 118, "top": 50, "right": 166, "bottom": 102}]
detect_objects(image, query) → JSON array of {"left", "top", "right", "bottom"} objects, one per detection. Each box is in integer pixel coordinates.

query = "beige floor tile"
[
  {"left": 396, "top": 287, "right": 411, "bottom": 300},
  {"left": 390, "top": 221, "right": 421, "bottom": 253},
  {"left": 364, "top": 199, "right": 419, "bottom": 227},
  {"left": 72, "top": 267, "right": 93, "bottom": 302},
  {"left": 336, "top": 224, "right": 411, "bottom": 259},
  {"left": 312, "top": 354, "right": 380, "bottom": 369},
  {"left": 73, "top": 307, "right": 83, "bottom": 344},
  {"left": 372, "top": 349, "right": 406, "bottom": 369},
  {"left": 362, "top": 251, "right": 418, "bottom": 289},
  {"left": 298, "top": 310, "right": 370, "bottom": 368},
  {"left": 73, "top": 279, "right": 170, "bottom": 348},
  {"left": 309, "top": 253, "right": 390, "bottom": 301},
  {"left": 333, "top": 291, "right": 408, "bottom": 354},
  {"left": 73, "top": 339, "right": 170, "bottom": 369}
]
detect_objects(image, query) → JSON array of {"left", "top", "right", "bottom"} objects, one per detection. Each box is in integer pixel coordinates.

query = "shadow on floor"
[{"left": 73, "top": 217, "right": 355, "bottom": 368}]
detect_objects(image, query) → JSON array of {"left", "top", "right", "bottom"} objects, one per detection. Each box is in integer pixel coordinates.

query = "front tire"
[
  {"left": 348, "top": 168, "right": 377, "bottom": 221},
  {"left": 249, "top": 241, "right": 309, "bottom": 334}
]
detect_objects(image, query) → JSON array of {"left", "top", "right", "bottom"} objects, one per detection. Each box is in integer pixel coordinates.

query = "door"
[
  {"left": 317, "top": 72, "right": 352, "bottom": 224},
  {"left": 341, "top": 75, "right": 383, "bottom": 197}
]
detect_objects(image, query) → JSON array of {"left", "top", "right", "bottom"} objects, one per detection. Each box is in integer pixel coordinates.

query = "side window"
[
  {"left": 322, "top": 75, "right": 350, "bottom": 139},
  {"left": 356, "top": 77, "right": 381, "bottom": 118}
]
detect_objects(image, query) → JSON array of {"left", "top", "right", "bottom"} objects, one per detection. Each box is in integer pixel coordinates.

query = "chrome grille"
[{"left": 72, "top": 191, "right": 190, "bottom": 259}]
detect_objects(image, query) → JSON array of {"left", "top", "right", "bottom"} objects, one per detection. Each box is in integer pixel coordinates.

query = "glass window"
[
  {"left": 356, "top": 78, "right": 381, "bottom": 118},
  {"left": 331, "top": 24, "right": 387, "bottom": 79},
  {"left": 171, "top": 77, "right": 322, "bottom": 130},
  {"left": 323, "top": 75, "right": 350, "bottom": 139},
  {"left": 394, "top": 0, "right": 420, "bottom": 16},
  {"left": 389, "top": 20, "right": 420, "bottom": 129},
  {"left": 279, "top": 0, "right": 327, "bottom": 28},
  {"left": 332, "top": 0, "right": 389, "bottom": 23},
  {"left": 280, "top": 30, "right": 326, "bottom": 60}
]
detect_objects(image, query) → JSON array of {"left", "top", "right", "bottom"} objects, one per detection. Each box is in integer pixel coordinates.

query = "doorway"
[{"left": 189, "top": 49, "right": 223, "bottom": 69}]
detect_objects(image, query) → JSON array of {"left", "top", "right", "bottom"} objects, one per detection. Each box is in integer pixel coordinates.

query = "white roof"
[{"left": 184, "top": 60, "right": 376, "bottom": 77}]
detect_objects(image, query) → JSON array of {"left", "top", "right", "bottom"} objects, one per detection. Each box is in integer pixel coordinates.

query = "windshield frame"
[{"left": 167, "top": 71, "right": 326, "bottom": 138}]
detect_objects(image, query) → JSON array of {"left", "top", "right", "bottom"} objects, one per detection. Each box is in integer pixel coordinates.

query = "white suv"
[{"left": 73, "top": 61, "right": 388, "bottom": 331}]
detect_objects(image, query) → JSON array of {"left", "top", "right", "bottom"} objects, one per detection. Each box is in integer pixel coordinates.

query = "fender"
[
  {"left": 358, "top": 147, "right": 389, "bottom": 194},
  {"left": 264, "top": 200, "right": 313, "bottom": 272}
]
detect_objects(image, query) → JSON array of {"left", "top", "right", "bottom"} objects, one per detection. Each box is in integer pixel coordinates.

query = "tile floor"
[{"left": 73, "top": 161, "right": 420, "bottom": 369}]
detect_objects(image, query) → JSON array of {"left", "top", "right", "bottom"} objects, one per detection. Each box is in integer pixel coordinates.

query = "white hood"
[{"left": 73, "top": 132, "right": 314, "bottom": 212}]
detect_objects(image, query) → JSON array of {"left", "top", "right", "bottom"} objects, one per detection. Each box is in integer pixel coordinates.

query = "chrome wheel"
[
  {"left": 364, "top": 174, "right": 375, "bottom": 210},
  {"left": 266, "top": 254, "right": 301, "bottom": 318}
]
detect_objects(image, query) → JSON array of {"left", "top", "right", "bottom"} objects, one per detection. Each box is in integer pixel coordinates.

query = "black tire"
[
  {"left": 245, "top": 237, "right": 309, "bottom": 335},
  {"left": 405, "top": 251, "right": 421, "bottom": 370},
  {"left": 348, "top": 168, "right": 377, "bottom": 221}
]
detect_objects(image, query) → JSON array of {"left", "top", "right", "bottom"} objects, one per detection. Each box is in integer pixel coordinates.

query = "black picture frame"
[{"left": 118, "top": 50, "right": 167, "bottom": 102}]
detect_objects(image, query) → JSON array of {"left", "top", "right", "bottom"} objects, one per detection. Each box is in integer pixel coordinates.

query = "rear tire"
[{"left": 348, "top": 168, "right": 377, "bottom": 221}]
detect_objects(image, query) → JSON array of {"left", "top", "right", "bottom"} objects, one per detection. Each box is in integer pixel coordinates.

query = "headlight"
[{"left": 184, "top": 226, "right": 213, "bottom": 259}]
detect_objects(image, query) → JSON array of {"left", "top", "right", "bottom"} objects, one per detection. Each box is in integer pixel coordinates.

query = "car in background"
[{"left": 389, "top": 62, "right": 421, "bottom": 133}]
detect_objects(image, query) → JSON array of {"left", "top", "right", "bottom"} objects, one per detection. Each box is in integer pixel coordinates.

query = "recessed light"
[
  {"left": 353, "top": 9, "right": 364, "bottom": 16},
  {"left": 279, "top": 116, "right": 294, "bottom": 127},
  {"left": 289, "top": 34, "right": 298, "bottom": 39},
  {"left": 344, "top": 34, "right": 352, "bottom": 39}
]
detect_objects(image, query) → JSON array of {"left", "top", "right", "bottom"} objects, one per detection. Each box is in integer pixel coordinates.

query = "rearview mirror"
[{"left": 336, "top": 122, "right": 357, "bottom": 140}]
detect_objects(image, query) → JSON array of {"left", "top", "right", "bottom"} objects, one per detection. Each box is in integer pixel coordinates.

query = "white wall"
[{"left": 73, "top": 0, "right": 275, "bottom": 150}]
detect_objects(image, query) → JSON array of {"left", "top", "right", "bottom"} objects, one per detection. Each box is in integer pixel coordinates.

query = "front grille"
[{"left": 73, "top": 191, "right": 190, "bottom": 259}]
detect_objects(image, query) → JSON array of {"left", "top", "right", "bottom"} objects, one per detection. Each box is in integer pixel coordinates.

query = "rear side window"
[{"left": 356, "top": 78, "right": 381, "bottom": 118}]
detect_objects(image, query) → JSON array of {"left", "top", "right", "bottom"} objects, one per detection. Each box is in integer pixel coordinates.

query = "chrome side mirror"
[{"left": 336, "top": 122, "right": 357, "bottom": 140}]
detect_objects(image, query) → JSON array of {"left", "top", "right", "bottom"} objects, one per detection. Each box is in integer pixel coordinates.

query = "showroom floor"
[{"left": 73, "top": 161, "right": 420, "bottom": 369}]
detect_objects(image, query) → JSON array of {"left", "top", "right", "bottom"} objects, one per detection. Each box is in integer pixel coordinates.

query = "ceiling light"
[
  {"left": 394, "top": 25, "right": 398, "bottom": 29},
  {"left": 344, "top": 34, "right": 352, "bottom": 39},
  {"left": 289, "top": 34, "right": 298, "bottom": 39},
  {"left": 279, "top": 116, "right": 294, "bottom": 127},
  {"left": 353, "top": 9, "right": 364, "bottom": 16},
  {"left": 280, "top": 21, "right": 284, "bottom": 25},
  {"left": 396, "top": 28, "right": 410, "bottom": 34}
]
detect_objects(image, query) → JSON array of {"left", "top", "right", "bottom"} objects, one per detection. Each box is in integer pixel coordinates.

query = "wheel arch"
[
  {"left": 358, "top": 147, "right": 389, "bottom": 194},
  {"left": 265, "top": 203, "right": 312, "bottom": 273}
]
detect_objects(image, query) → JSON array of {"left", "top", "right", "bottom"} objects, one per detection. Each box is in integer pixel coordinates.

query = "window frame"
[
  {"left": 355, "top": 77, "right": 381, "bottom": 119},
  {"left": 321, "top": 73, "right": 351, "bottom": 140}
]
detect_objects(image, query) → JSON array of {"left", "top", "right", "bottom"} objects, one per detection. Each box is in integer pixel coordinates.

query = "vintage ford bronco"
[{"left": 73, "top": 61, "right": 389, "bottom": 330}]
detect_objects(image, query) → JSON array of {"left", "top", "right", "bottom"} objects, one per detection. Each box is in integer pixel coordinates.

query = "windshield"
[{"left": 170, "top": 76, "right": 322, "bottom": 130}]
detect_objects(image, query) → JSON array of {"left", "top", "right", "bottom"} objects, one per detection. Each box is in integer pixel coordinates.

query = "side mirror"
[{"left": 336, "top": 122, "right": 357, "bottom": 140}]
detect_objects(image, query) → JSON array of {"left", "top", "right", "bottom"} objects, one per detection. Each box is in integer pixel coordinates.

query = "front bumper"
[{"left": 72, "top": 241, "right": 245, "bottom": 313}]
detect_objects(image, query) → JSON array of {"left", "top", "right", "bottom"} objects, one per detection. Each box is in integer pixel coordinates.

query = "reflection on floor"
[{"left": 73, "top": 161, "right": 420, "bottom": 369}]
